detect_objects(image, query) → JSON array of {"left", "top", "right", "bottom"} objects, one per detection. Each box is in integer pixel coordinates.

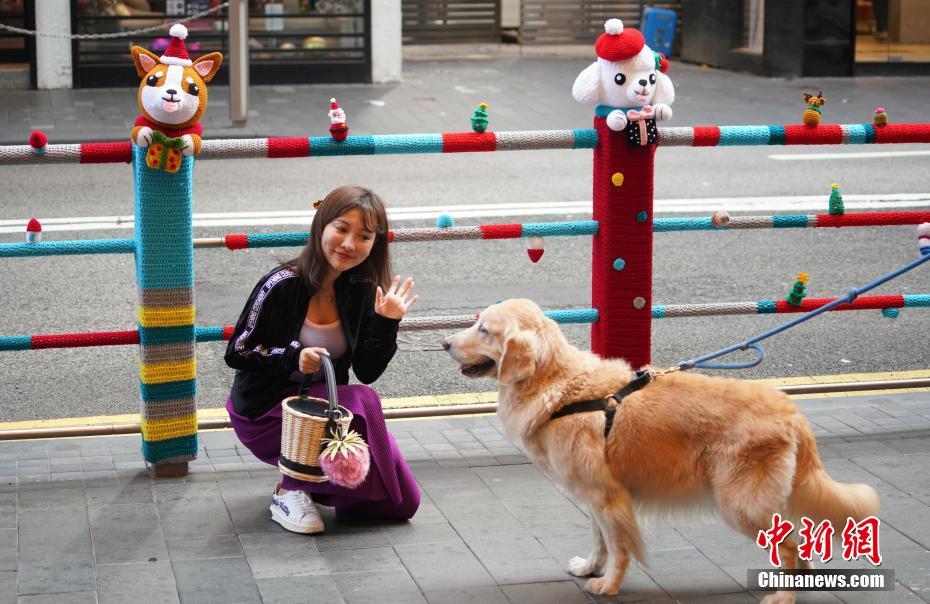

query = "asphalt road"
[{"left": 1, "top": 59, "right": 929, "bottom": 422}]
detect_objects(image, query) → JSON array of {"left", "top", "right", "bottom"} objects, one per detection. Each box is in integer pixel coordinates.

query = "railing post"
[
  {"left": 133, "top": 147, "right": 198, "bottom": 476},
  {"left": 229, "top": 0, "right": 249, "bottom": 126},
  {"left": 591, "top": 117, "right": 655, "bottom": 367}
]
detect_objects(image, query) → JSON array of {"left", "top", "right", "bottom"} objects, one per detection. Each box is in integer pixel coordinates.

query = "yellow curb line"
[{"left": 1, "top": 369, "right": 928, "bottom": 432}]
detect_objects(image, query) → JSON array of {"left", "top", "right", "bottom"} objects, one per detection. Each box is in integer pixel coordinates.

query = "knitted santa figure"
[{"left": 328, "top": 98, "right": 349, "bottom": 141}]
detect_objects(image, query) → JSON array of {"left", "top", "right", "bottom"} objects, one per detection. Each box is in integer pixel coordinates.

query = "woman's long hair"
[{"left": 283, "top": 186, "right": 391, "bottom": 293}]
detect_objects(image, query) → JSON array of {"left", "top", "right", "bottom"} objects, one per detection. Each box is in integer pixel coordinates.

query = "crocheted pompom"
[
  {"left": 711, "top": 210, "right": 730, "bottom": 228},
  {"left": 604, "top": 18, "right": 623, "bottom": 35},
  {"left": 169, "top": 23, "right": 188, "bottom": 40},
  {"left": 29, "top": 130, "right": 48, "bottom": 149},
  {"left": 320, "top": 445, "right": 370, "bottom": 488}
]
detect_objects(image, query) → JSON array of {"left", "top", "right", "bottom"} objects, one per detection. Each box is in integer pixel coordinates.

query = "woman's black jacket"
[{"left": 225, "top": 265, "right": 400, "bottom": 419}]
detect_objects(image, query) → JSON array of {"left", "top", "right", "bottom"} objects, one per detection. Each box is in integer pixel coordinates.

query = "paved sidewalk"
[{"left": 1, "top": 391, "right": 929, "bottom": 603}]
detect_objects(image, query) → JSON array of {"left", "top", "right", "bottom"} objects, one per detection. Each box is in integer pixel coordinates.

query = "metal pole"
[{"left": 229, "top": 0, "right": 249, "bottom": 126}]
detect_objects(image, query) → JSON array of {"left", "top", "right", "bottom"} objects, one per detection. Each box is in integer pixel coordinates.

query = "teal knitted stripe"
[
  {"left": 0, "top": 336, "right": 32, "bottom": 351},
  {"left": 195, "top": 327, "right": 227, "bottom": 342},
  {"left": 0, "top": 239, "right": 135, "bottom": 258},
  {"left": 864, "top": 124, "right": 876, "bottom": 144},
  {"left": 719, "top": 126, "right": 771, "bottom": 146},
  {"left": 310, "top": 136, "right": 375, "bottom": 156},
  {"left": 248, "top": 232, "right": 311, "bottom": 248},
  {"left": 141, "top": 433, "right": 198, "bottom": 463},
  {"left": 904, "top": 294, "right": 930, "bottom": 307},
  {"left": 768, "top": 126, "right": 786, "bottom": 145},
  {"left": 522, "top": 221, "right": 598, "bottom": 237},
  {"left": 757, "top": 300, "right": 777, "bottom": 313},
  {"left": 652, "top": 306, "right": 666, "bottom": 319},
  {"left": 374, "top": 134, "right": 443, "bottom": 154},
  {"left": 140, "top": 325, "right": 196, "bottom": 346},
  {"left": 572, "top": 129, "right": 599, "bottom": 149},
  {"left": 544, "top": 308, "right": 598, "bottom": 324},
  {"left": 140, "top": 379, "right": 196, "bottom": 401},
  {"left": 845, "top": 124, "right": 869, "bottom": 145},
  {"left": 654, "top": 217, "right": 718, "bottom": 232},
  {"left": 773, "top": 215, "right": 810, "bottom": 228}
]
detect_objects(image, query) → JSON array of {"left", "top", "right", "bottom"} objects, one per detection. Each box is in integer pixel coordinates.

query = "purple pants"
[{"left": 227, "top": 383, "right": 420, "bottom": 520}]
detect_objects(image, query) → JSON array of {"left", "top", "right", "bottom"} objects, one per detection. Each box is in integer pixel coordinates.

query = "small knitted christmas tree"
[
  {"left": 828, "top": 183, "right": 844, "bottom": 215},
  {"left": 786, "top": 273, "right": 809, "bottom": 306},
  {"left": 471, "top": 103, "right": 489, "bottom": 133}
]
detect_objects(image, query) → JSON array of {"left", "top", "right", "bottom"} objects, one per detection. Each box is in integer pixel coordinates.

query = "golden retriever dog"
[{"left": 443, "top": 299, "right": 879, "bottom": 602}]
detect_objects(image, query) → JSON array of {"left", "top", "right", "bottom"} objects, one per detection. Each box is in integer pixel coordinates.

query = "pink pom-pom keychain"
[{"left": 319, "top": 427, "right": 370, "bottom": 488}]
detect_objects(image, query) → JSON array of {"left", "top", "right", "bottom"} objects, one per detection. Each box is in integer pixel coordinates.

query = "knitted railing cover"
[
  {"left": 133, "top": 145, "right": 198, "bottom": 465},
  {"left": 591, "top": 117, "right": 654, "bottom": 367}
]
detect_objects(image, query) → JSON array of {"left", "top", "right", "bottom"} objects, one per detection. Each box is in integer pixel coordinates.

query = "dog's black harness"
[{"left": 548, "top": 370, "right": 653, "bottom": 438}]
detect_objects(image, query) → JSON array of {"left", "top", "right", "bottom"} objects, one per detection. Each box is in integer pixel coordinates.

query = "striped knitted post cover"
[
  {"left": 133, "top": 145, "right": 198, "bottom": 465},
  {"left": 591, "top": 117, "right": 654, "bottom": 367}
]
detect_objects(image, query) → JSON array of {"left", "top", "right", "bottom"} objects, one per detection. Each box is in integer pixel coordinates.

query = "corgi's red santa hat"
[
  {"left": 160, "top": 23, "right": 193, "bottom": 67},
  {"left": 594, "top": 18, "right": 644, "bottom": 62}
]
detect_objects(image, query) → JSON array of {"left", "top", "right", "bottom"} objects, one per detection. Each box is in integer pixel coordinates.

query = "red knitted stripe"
[
  {"left": 816, "top": 211, "right": 930, "bottom": 228},
  {"left": 32, "top": 330, "right": 140, "bottom": 349},
  {"left": 480, "top": 224, "right": 522, "bottom": 239},
  {"left": 80, "top": 142, "right": 132, "bottom": 164},
  {"left": 267, "top": 137, "right": 310, "bottom": 158},
  {"left": 775, "top": 295, "right": 904, "bottom": 313},
  {"left": 873, "top": 124, "right": 930, "bottom": 144},
  {"left": 387, "top": 230, "right": 395, "bottom": 243},
  {"left": 225, "top": 234, "right": 249, "bottom": 250},
  {"left": 441, "top": 132, "right": 497, "bottom": 153},
  {"left": 223, "top": 325, "right": 235, "bottom": 340},
  {"left": 783, "top": 124, "right": 843, "bottom": 145},
  {"left": 692, "top": 127, "right": 720, "bottom": 146}
]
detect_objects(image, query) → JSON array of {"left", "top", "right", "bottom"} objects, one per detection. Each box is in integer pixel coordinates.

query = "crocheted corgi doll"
[
  {"left": 130, "top": 24, "right": 222, "bottom": 173},
  {"left": 572, "top": 18, "right": 674, "bottom": 146}
]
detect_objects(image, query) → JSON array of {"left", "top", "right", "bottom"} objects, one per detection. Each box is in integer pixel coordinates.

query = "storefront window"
[
  {"left": 855, "top": 0, "right": 930, "bottom": 63},
  {"left": 0, "top": 0, "right": 27, "bottom": 63},
  {"left": 72, "top": 0, "right": 369, "bottom": 86}
]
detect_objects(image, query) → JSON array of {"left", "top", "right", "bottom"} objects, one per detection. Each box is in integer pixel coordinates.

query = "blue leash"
[{"left": 677, "top": 252, "right": 930, "bottom": 371}]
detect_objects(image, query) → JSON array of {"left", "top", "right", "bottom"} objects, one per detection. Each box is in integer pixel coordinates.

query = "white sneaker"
[{"left": 270, "top": 487, "right": 324, "bottom": 534}]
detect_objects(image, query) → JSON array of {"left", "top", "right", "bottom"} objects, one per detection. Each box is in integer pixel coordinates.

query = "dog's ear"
[
  {"left": 572, "top": 61, "right": 602, "bottom": 106},
  {"left": 652, "top": 70, "right": 675, "bottom": 106},
  {"left": 192, "top": 52, "right": 224, "bottom": 82},
  {"left": 498, "top": 329, "right": 536, "bottom": 385},
  {"left": 131, "top": 46, "right": 160, "bottom": 78}
]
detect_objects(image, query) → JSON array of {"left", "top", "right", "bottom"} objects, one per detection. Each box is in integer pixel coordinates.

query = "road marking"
[
  {"left": 1, "top": 370, "right": 927, "bottom": 432},
  {"left": 770, "top": 150, "right": 930, "bottom": 161},
  {"left": 2, "top": 194, "right": 929, "bottom": 234}
]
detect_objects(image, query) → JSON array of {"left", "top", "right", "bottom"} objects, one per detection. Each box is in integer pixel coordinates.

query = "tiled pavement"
[{"left": 2, "top": 391, "right": 930, "bottom": 603}]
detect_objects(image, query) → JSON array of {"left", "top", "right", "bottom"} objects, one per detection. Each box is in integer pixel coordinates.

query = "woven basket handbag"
[{"left": 278, "top": 353, "right": 352, "bottom": 483}]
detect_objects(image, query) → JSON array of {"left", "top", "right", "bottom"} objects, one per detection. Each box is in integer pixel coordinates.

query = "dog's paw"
[
  {"left": 606, "top": 109, "right": 628, "bottom": 132},
  {"left": 136, "top": 127, "right": 153, "bottom": 147},
  {"left": 583, "top": 576, "right": 620, "bottom": 596},
  {"left": 653, "top": 103, "right": 673, "bottom": 122},
  {"left": 180, "top": 135, "right": 195, "bottom": 156},
  {"left": 568, "top": 556, "right": 599, "bottom": 577}
]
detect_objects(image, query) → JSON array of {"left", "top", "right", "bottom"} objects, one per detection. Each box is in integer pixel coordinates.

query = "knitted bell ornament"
[
  {"left": 594, "top": 18, "right": 645, "bottom": 62},
  {"left": 319, "top": 428, "right": 370, "bottom": 488}
]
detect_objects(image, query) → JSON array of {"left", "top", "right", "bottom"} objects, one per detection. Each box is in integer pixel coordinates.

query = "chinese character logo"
[{"left": 757, "top": 514, "right": 882, "bottom": 566}]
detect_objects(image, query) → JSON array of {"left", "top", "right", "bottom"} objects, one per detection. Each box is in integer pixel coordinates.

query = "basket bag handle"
[{"left": 298, "top": 351, "right": 343, "bottom": 437}]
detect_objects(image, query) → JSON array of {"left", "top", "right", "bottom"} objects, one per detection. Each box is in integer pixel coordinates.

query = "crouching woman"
[{"left": 225, "top": 185, "right": 420, "bottom": 534}]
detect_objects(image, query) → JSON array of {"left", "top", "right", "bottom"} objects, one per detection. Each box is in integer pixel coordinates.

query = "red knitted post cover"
[
  {"left": 873, "top": 123, "right": 930, "bottom": 144},
  {"left": 783, "top": 125, "right": 843, "bottom": 145},
  {"left": 480, "top": 224, "right": 522, "bottom": 239},
  {"left": 224, "top": 234, "right": 249, "bottom": 250},
  {"left": 32, "top": 330, "right": 140, "bottom": 349},
  {"left": 267, "top": 137, "right": 310, "bottom": 158},
  {"left": 775, "top": 295, "right": 904, "bottom": 313},
  {"left": 591, "top": 117, "right": 655, "bottom": 367},
  {"left": 442, "top": 132, "right": 497, "bottom": 153},
  {"left": 816, "top": 212, "right": 930, "bottom": 228},
  {"left": 81, "top": 142, "right": 132, "bottom": 163},
  {"left": 691, "top": 126, "right": 721, "bottom": 147}
]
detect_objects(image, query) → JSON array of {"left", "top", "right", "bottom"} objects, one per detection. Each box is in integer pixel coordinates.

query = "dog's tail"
[{"left": 788, "top": 417, "right": 880, "bottom": 527}]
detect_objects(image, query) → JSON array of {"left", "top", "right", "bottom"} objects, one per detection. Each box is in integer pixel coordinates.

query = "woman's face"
[{"left": 320, "top": 208, "right": 377, "bottom": 277}]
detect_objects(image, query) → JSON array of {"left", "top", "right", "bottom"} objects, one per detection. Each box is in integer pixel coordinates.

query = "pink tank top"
[{"left": 289, "top": 318, "right": 348, "bottom": 382}]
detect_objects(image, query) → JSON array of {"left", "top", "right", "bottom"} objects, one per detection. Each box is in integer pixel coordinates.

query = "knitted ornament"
[
  {"left": 25, "top": 218, "right": 42, "bottom": 243},
  {"left": 711, "top": 210, "right": 730, "bottom": 228},
  {"left": 654, "top": 52, "right": 670, "bottom": 74},
  {"left": 595, "top": 18, "right": 645, "bottom": 62},
  {"left": 471, "top": 103, "right": 489, "bottom": 133},
  {"left": 873, "top": 107, "right": 888, "bottom": 127},
  {"left": 145, "top": 131, "right": 185, "bottom": 173},
  {"left": 918, "top": 222, "right": 930, "bottom": 256},
  {"left": 161, "top": 24, "right": 192, "bottom": 67},
  {"left": 786, "top": 273, "right": 809, "bottom": 306},
  {"left": 802, "top": 92, "right": 824, "bottom": 127},
  {"left": 436, "top": 214, "right": 454, "bottom": 228},
  {"left": 625, "top": 105, "right": 658, "bottom": 147},
  {"left": 828, "top": 182, "right": 844, "bottom": 215},
  {"left": 881, "top": 307, "right": 900, "bottom": 319},
  {"left": 29, "top": 130, "right": 48, "bottom": 155},
  {"left": 319, "top": 429, "right": 370, "bottom": 488},
  {"left": 328, "top": 97, "right": 348, "bottom": 141},
  {"left": 526, "top": 236, "right": 544, "bottom": 263}
]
